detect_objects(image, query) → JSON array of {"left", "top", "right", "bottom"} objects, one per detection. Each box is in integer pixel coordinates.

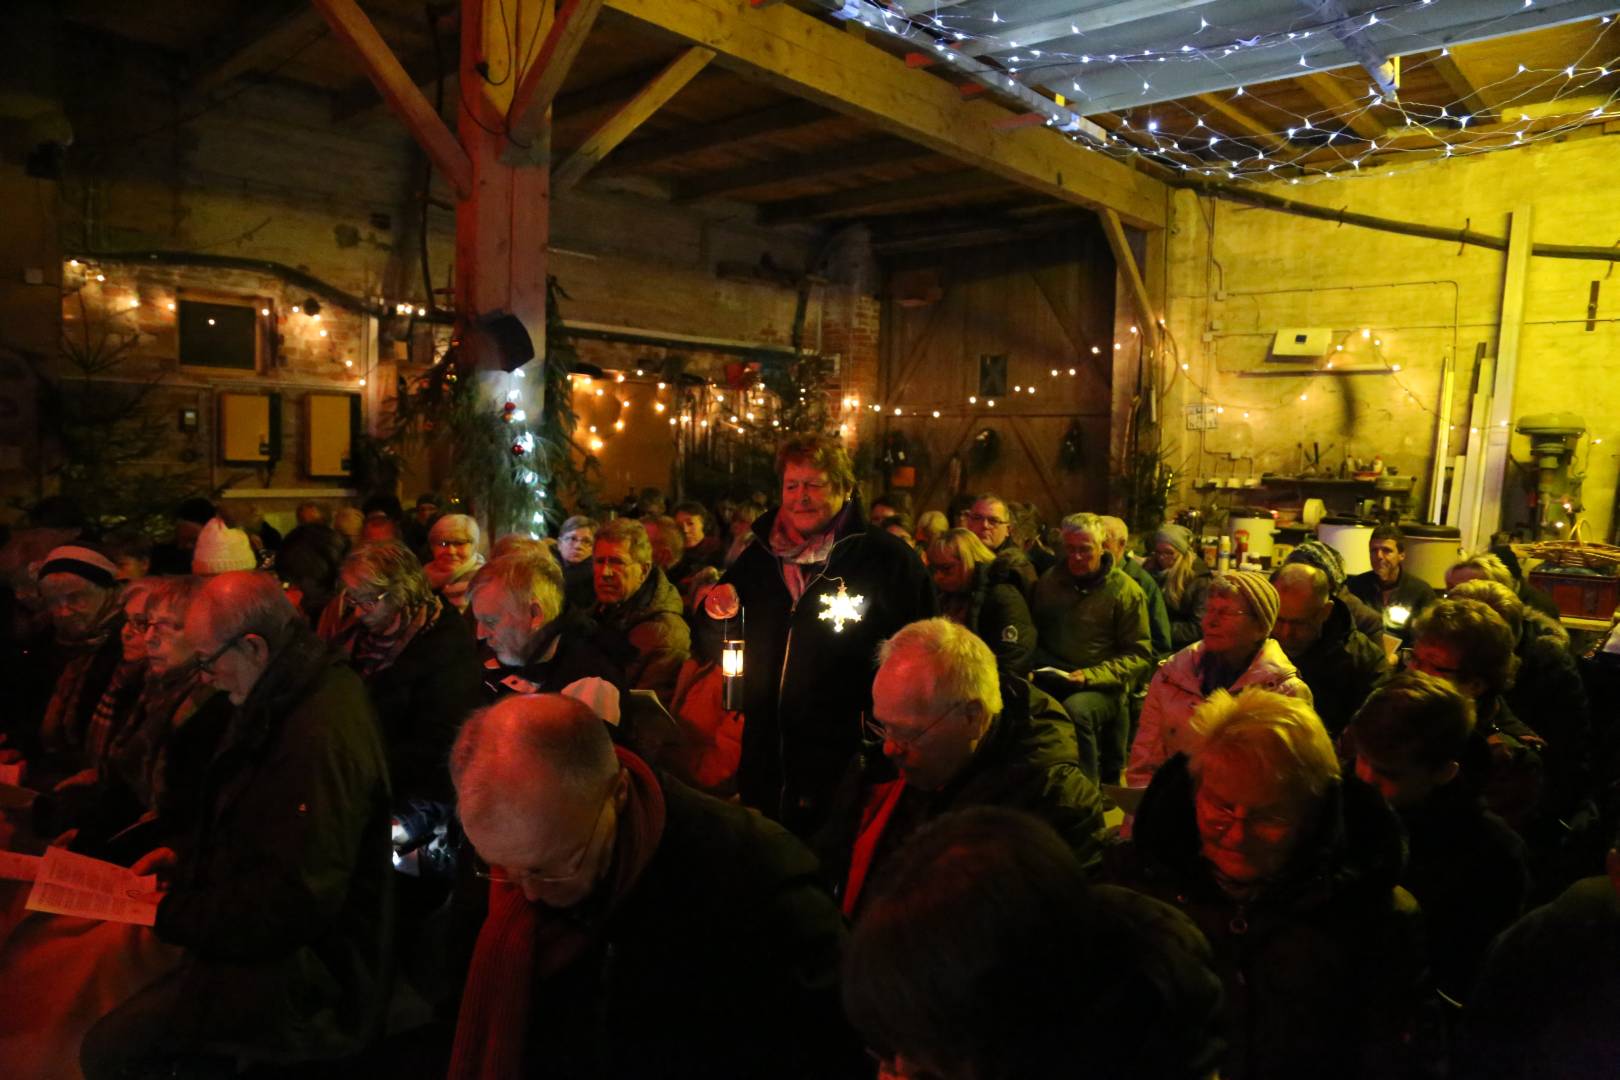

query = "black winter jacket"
[
  {"left": 154, "top": 627, "right": 393, "bottom": 1063},
  {"left": 1108, "top": 755, "right": 1424, "bottom": 1080},
  {"left": 717, "top": 499, "right": 935, "bottom": 836},
  {"left": 481, "top": 606, "right": 627, "bottom": 702},
  {"left": 1395, "top": 778, "right": 1528, "bottom": 1000},
  {"left": 1290, "top": 598, "right": 1389, "bottom": 736},
  {"left": 817, "top": 675, "right": 1107, "bottom": 909},
  {"left": 444, "top": 774, "right": 862, "bottom": 1079},
  {"left": 941, "top": 562, "right": 1036, "bottom": 674},
  {"left": 366, "top": 606, "right": 484, "bottom": 805}
]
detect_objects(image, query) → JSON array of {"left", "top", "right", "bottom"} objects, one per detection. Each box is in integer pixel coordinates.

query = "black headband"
[{"left": 38, "top": 557, "right": 118, "bottom": 590}]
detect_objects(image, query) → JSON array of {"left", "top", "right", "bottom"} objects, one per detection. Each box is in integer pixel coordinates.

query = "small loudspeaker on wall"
[{"left": 477, "top": 312, "right": 535, "bottom": 373}]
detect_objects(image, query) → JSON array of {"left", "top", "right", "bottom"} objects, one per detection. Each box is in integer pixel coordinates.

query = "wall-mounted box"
[
  {"left": 1269, "top": 327, "right": 1333, "bottom": 360},
  {"left": 218, "top": 392, "right": 280, "bottom": 465},
  {"left": 305, "top": 392, "right": 359, "bottom": 478}
]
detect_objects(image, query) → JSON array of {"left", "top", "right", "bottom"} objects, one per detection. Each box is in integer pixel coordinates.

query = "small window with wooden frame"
[{"left": 177, "top": 291, "right": 271, "bottom": 374}]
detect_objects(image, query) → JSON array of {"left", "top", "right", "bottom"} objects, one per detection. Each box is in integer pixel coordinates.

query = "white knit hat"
[{"left": 192, "top": 517, "right": 257, "bottom": 575}]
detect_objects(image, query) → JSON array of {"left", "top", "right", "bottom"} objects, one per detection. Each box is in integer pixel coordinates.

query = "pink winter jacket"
[{"left": 1125, "top": 638, "right": 1313, "bottom": 789}]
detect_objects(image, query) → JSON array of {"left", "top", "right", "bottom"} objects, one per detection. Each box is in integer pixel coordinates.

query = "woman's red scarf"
[{"left": 447, "top": 747, "right": 666, "bottom": 1080}]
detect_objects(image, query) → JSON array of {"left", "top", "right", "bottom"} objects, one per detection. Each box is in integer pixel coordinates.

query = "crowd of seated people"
[{"left": 0, "top": 462, "right": 1618, "bottom": 1078}]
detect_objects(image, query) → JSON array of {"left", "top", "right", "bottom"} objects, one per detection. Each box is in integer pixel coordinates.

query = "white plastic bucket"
[
  {"left": 1318, "top": 519, "right": 1375, "bottom": 577},
  {"left": 1230, "top": 512, "right": 1278, "bottom": 562}
]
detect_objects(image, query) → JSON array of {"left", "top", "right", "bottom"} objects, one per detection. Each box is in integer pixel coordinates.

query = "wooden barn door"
[{"left": 878, "top": 221, "right": 1117, "bottom": 527}]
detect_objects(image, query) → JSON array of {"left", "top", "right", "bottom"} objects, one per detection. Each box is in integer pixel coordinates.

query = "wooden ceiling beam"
[
  {"left": 1429, "top": 48, "right": 1504, "bottom": 126},
  {"left": 673, "top": 140, "right": 931, "bottom": 202},
  {"left": 507, "top": 0, "right": 608, "bottom": 143},
  {"left": 332, "top": 48, "right": 449, "bottom": 122},
  {"left": 311, "top": 0, "right": 472, "bottom": 198},
  {"left": 189, "top": 1, "right": 326, "bottom": 98},
  {"left": 605, "top": 0, "right": 1167, "bottom": 228},
  {"left": 1296, "top": 71, "right": 1389, "bottom": 141},
  {"left": 760, "top": 170, "right": 1015, "bottom": 224},
  {"left": 1192, "top": 92, "right": 1294, "bottom": 155},
  {"left": 595, "top": 99, "right": 830, "bottom": 176},
  {"left": 554, "top": 46, "right": 716, "bottom": 189}
]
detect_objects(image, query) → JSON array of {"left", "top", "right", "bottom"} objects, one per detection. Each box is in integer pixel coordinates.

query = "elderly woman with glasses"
[
  {"left": 324, "top": 541, "right": 482, "bottom": 816},
  {"left": 426, "top": 513, "right": 486, "bottom": 612},
  {"left": 1127, "top": 571, "right": 1311, "bottom": 790},
  {"left": 1111, "top": 687, "right": 1424, "bottom": 1080}
]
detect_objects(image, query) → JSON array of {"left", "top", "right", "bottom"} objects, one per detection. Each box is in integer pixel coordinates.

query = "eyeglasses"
[
  {"left": 1397, "top": 647, "right": 1463, "bottom": 681},
  {"left": 125, "top": 614, "right": 151, "bottom": 632},
  {"left": 196, "top": 633, "right": 248, "bottom": 674},
  {"left": 473, "top": 788, "right": 615, "bottom": 888},
  {"left": 963, "top": 511, "right": 1008, "bottom": 528},
  {"left": 434, "top": 538, "right": 474, "bottom": 550},
  {"left": 346, "top": 587, "right": 388, "bottom": 610},
  {"left": 863, "top": 703, "right": 963, "bottom": 750},
  {"left": 1195, "top": 792, "right": 1297, "bottom": 837}
]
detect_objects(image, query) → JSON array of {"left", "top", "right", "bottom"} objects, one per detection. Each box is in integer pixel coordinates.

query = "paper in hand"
[{"left": 24, "top": 847, "right": 160, "bottom": 926}]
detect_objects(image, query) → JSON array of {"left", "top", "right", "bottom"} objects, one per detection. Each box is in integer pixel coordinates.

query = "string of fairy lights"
[{"left": 834, "top": 0, "right": 1620, "bottom": 186}]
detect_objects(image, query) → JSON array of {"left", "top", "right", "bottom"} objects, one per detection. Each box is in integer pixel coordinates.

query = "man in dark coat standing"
[
  {"left": 1272, "top": 563, "right": 1389, "bottom": 736},
  {"left": 443, "top": 694, "right": 861, "bottom": 1079},
  {"left": 703, "top": 433, "right": 935, "bottom": 837},
  {"left": 81, "top": 571, "right": 392, "bottom": 1077},
  {"left": 818, "top": 618, "right": 1105, "bottom": 916}
]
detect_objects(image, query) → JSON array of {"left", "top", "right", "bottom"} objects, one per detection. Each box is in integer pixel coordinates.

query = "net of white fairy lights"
[{"left": 838, "top": 1, "right": 1620, "bottom": 186}]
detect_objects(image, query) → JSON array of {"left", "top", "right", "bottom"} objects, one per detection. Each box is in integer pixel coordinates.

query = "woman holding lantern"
[{"left": 702, "top": 432, "right": 935, "bottom": 838}]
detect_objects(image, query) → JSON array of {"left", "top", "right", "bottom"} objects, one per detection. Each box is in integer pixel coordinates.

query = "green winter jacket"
[{"left": 1030, "top": 554, "right": 1153, "bottom": 693}]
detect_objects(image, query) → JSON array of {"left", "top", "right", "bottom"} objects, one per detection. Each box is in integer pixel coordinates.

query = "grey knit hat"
[
  {"left": 1217, "top": 570, "right": 1280, "bottom": 633},
  {"left": 1153, "top": 524, "right": 1193, "bottom": 556},
  {"left": 1286, "top": 539, "right": 1347, "bottom": 592}
]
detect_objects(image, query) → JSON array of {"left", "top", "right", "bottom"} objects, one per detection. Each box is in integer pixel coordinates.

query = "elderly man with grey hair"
[
  {"left": 441, "top": 693, "right": 860, "bottom": 1078},
  {"left": 79, "top": 571, "right": 392, "bottom": 1077},
  {"left": 818, "top": 617, "right": 1106, "bottom": 916},
  {"left": 1030, "top": 512, "right": 1153, "bottom": 785},
  {"left": 468, "top": 551, "right": 625, "bottom": 701}
]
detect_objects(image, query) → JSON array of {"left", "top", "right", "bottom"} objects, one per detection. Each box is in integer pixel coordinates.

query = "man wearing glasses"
[
  {"left": 443, "top": 693, "right": 859, "bottom": 1078},
  {"left": 959, "top": 493, "right": 1038, "bottom": 595},
  {"left": 80, "top": 570, "right": 392, "bottom": 1077},
  {"left": 818, "top": 618, "right": 1105, "bottom": 918}
]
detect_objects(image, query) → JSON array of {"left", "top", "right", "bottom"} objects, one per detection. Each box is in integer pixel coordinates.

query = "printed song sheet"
[{"left": 24, "top": 847, "right": 159, "bottom": 926}]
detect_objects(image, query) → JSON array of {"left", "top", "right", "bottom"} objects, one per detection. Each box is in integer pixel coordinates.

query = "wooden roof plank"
[
  {"left": 1296, "top": 71, "right": 1389, "bottom": 140},
  {"left": 605, "top": 0, "right": 1167, "bottom": 228},
  {"left": 597, "top": 98, "right": 830, "bottom": 176},
  {"left": 554, "top": 46, "right": 717, "bottom": 189},
  {"left": 673, "top": 140, "right": 933, "bottom": 202},
  {"left": 761, "top": 170, "right": 1015, "bottom": 224}
]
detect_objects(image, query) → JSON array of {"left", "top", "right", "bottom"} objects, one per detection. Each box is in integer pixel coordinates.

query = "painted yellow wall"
[{"left": 1162, "top": 130, "right": 1620, "bottom": 541}]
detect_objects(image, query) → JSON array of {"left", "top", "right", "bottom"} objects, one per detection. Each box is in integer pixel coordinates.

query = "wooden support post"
[
  {"left": 1475, "top": 206, "right": 1535, "bottom": 547},
  {"left": 553, "top": 46, "right": 716, "bottom": 190},
  {"left": 1101, "top": 209, "right": 1161, "bottom": 354},
  {"left": 311, "top": 0, "right": 474, "bottom": 199},
  {"left": 1427, "top": 347, "right": 1457, "bottom": 524},
  {"left": 506, "top": 0, "right": 608, "bottom": 145},
  {"left": 454, "top": 0, "right": 552, "bottom": 372}
]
